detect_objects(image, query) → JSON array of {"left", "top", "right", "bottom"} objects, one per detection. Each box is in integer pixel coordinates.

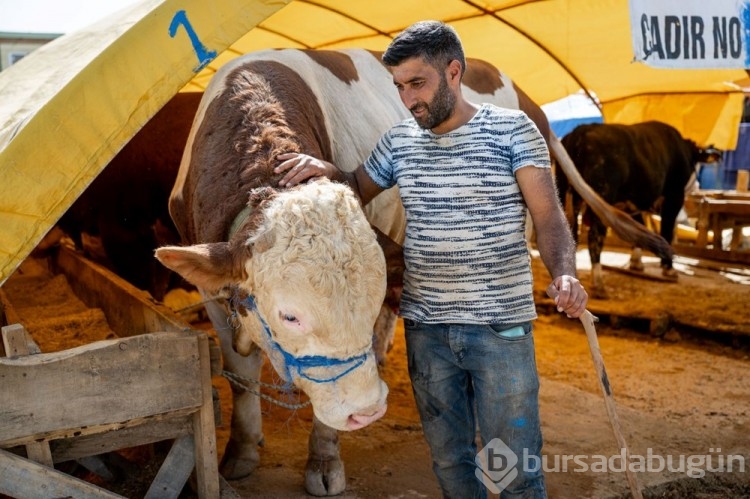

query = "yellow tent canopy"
[{"left": 0, "top": 0, "right": 746, "bottom": 286}]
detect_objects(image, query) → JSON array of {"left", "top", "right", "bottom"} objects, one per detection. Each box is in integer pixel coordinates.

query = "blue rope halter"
[{"left": 242, "top": 295, "right": 368, "bottom": 384}]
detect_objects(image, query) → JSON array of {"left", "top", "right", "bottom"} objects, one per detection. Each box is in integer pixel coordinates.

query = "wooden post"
[
  {"left": 192, "top": 334, "right": 221, "bottom": 498},
  {"left": 1, "top": 324, "right": 52, "bottom": 467},
  {"left": 736, "top": 169, "right": 749, "bottom": 193},
  {"left": 0, "top": 449, "right": 124, "bottom": 499}
]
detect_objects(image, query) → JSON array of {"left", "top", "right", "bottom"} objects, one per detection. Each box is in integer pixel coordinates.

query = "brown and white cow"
[{"left": 156, "top": 48, "right": 669, "bottom": 495}]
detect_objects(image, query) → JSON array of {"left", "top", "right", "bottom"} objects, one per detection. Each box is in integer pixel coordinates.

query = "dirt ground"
[
  {"left": 208, "top": 249, "right": 750, "bottom": 499},
  {"left": 3, "top": 248, "right": 750, "bottom": 498}
]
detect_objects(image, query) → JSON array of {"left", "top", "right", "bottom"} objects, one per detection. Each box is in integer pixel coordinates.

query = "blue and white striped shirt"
[{"left": 364, "top": 103, "right": 550, "bottom": 324}]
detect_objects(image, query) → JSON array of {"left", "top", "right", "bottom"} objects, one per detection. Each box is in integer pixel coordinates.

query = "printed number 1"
[{"left": 169, "top": 10, "right": 217, "bottom": 72}]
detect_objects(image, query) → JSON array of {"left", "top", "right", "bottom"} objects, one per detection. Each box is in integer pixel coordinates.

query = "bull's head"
[
  {"left": 155, "top": 179, "right": 388, "bottom": 431},
  {"left": 688, "top": 140, "right": 723, "bottom": 165},
  {"left": 698, "top": 145, "right": 722, "bottom": 164}
]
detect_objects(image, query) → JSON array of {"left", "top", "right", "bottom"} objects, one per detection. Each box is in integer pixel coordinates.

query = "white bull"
[{"left": 157, "top": 180, "right": 388, "bottom": 494}]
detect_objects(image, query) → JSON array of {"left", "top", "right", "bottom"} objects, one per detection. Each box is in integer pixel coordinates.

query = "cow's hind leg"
[
  {"left": 588, "top": 217, "right": 608, "bottom": 299},
  {"left": 628, "top": 247, "right": 644, "bottom": 271},
  {"left": 628, "top": 213, "right": 646, "bottom": 271},
  {"left": 203, "top": 295, "right": 265, "bottom": 480},
  {"left": 659, "top": 193, "right": 682, "bottom": 278},
  {"left": 305, "top": 416, "right": 346, "bottom": 496}
]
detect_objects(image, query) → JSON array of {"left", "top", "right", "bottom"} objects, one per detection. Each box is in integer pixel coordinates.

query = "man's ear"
[{"left": 447, "top": 59, "right": 463, "bottom": 83}]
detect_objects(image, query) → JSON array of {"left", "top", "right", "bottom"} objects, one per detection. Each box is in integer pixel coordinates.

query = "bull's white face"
[
  {"left": 157, "top": 180, "right": 388, "bottom": 430},
  {"left": 230, "top": 179, "right": 388, "bottom": 431}
]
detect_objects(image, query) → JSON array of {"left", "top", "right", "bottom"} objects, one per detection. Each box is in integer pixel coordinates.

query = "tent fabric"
[
  {"left": 0, "top": 0, "right": 290, "bottom": 286},
  {"left": 184, "top": 0, "right": 746, "bottom": 148},
  {"left": 0, "top": 0, "right": 747, "bottom": 286}
]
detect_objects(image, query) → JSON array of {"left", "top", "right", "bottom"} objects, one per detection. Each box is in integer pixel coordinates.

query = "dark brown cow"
[{"left": 558, "top": 120, "right": 721, "bottom": 297}]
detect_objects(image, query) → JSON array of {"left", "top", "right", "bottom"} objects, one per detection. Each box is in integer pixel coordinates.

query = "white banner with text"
[{"left": 630, "top": 0, "right": 750, "bottom": 68}]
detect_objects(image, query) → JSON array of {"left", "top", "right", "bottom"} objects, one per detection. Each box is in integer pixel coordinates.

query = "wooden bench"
[
  {"left": 0, "top": 325, "right": 220, "bottom": 498},
  {"left": 676, "top": 191, "right": 750, "bottom": 264}
]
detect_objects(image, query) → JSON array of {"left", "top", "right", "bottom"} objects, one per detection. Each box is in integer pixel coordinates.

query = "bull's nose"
[{"left": 346, "top": 404, "right": 387, "bottom": 431}]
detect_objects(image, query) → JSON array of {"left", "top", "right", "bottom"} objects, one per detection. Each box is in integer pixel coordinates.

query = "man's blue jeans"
[{"left": 404, "top": 319, "right": 546, "bottom": 499}]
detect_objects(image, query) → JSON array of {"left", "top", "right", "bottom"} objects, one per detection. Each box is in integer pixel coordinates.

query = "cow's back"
[
  {"left": 170, "top": 49, "right": 546, "bottom": 245},
  {"left": 560, "top": 121, "right": 694, "bottom": 211},
  {"left": 628, "top": 121, "right": 695, "bottom": 195}
]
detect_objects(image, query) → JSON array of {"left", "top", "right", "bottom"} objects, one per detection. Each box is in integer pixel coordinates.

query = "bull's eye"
[{"left": 281, "top": 312, "right": 299, "bottom": 324}]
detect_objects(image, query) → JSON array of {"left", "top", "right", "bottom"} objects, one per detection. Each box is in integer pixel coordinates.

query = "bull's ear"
[{"left": 155, "top": 242, "right": 246, "bottom": 291}]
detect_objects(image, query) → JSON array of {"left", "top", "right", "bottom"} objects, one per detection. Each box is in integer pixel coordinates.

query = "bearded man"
[{"left": 275, "top": 20, "right": 588, "bottom": 499}]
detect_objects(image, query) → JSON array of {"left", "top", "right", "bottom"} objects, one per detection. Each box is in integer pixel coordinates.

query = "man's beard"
[{"left": 411, "top": 75, "right": 455, "bottom": 130}]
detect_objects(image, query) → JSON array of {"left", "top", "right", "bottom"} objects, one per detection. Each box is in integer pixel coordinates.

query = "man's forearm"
[{"left": 535, "top": 211, "right": 578, "bottom": 279}]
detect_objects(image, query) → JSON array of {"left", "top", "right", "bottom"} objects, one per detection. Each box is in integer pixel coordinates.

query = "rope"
[
  {"left": 221, "top": 370, "right": 311, "bottom": 410},
  {"left": 241, "top": 295, "right": 369, "bottom": 384},
  {"left": 217, "top": 290, "right": 367, "bottom": 409}
]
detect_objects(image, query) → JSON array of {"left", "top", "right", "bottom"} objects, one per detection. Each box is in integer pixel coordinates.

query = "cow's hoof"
[
  {"left": 219, "top": 456, "right": 258, "bottom": 480},
  {"left": 662, "top": 267, "right": 678, "bottom": 279},
  {"left": 629, "top": 260, "right": 645, "bottom": 272},
  {"left": 219, "top": 439, "right": 260, "bottom": 480},
  {"left": 305, "top": 457, "right": 346, "bottom": 496}
]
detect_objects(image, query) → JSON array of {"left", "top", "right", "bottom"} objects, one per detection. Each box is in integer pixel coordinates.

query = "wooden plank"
[
  {"left": 673, "top": 255, "right": 750, "bottom": 276},
  {"left": 674, "top": 243, "right": 750, "bottom": 265},
  {"left": 12, "top": 247, "right": 222, "bottom": 376},
  {"left": 2, "top": 408, "right": 197, "bottom": 449},
  {"left": 192, "top": 333, "right": 221, "bottom": 498},
  {"left": 0, "top": 448, "right": 124, "bottom": 499},
  {"left": 696, "top": 199, "right": 750, "bottom": 217},
  {"left": 51, "top": 246, "right": 191, "bottom": 337},
  {"left": 145, "top": 435, "right": 195, "bottom": 499},
  {"left": 687, "top": 190, "right": 750, "bottom": 202},
  {"left": 601, "top": 265, "right": 678, "bottom": 283},
  {"left": 1, "top": 323, "right": 41, "bottom": 355},
  {"left": 50, "top": 416, "right": 192, "bottom": 464},
  {"left": 2, "top": 323, "right": 33, "bottom": 356},
  {"left": 2, "top": 324, "right": 52, "bottom": 467},
  {"left": 695, "top": 203, "right": 711, "bottom": 247},
  {"left": 0, "top": 332, "right": 204, "bottom": 445}
]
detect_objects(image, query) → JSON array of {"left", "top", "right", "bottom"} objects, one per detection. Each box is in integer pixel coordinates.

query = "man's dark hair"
[{"left": 382, "top": 20, "right": 466, "bottom": 75}]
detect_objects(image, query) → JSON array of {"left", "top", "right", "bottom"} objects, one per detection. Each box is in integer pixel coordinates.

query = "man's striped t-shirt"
[{"left": 364, "top": 103, "right": 551, "bottom": 325}]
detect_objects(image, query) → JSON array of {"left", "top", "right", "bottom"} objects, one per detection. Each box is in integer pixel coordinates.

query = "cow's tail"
[{"left": 549, "top": 133, "right": 674, "bottom": 261}]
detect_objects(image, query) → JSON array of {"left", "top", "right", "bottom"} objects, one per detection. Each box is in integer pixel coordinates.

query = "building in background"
[{"left": 0, "top": 32, "right": 58, "bottom": 71}]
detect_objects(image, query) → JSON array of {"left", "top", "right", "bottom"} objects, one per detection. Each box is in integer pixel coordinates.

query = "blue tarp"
[
  {"left": 543, "top": 93, "right": 603, "bottom": 138},
  {"left": 549, "top": 115, "right": 603, "bottom": 138},
  {"left": 719, "top": 123, "right": 750, "bottom": 189}
]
